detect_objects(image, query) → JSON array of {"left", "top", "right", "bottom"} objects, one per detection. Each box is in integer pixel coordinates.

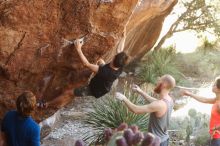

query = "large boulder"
[{"left": 0, "top": 0, "right": 177, "bottom": 121}]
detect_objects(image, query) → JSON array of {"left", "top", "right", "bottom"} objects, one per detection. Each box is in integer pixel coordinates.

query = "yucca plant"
[
  {"left": 139, "top": 47, "right": 182, "bottom": 84},
  {"left": 83, "top": 85, "right": 149, "bottom": 144}
]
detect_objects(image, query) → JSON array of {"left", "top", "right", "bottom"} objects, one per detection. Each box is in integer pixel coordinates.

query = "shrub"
[
  {"left": 83, "top": 87, "right": 149, "bottom": 144},
  {"left": 197, "top": 37, "right": 218, "bottom": 53},
  {"left": 175, "top": 50, "right": 220, "bottom": 79},
  {"left": 139, "top": 47, "right": 182, "bottom": 84},
  {"left": 194, "top": 128, "right": 210, "bottom": 146}
]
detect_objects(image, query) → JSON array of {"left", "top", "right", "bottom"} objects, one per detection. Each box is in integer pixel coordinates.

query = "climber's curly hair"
[
  {"left": 113, "top": 52, "right": 129, "bottom": 68},
  {"left": 16, "top": 91, "right": 36, "bottom": 117}
]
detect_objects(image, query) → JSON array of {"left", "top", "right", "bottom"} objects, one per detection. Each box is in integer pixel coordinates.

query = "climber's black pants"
[{"left": 74, "top": 85, "right": 93, "bottom": 97}]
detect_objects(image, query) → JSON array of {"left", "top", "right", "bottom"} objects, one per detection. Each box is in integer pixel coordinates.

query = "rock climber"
[
  {"left": 73, "top": 38, "right": 128, "bottom": 98},
  {"left": 115, "top": 75, "right": 176, "bottom": 146},
  {"left": 37, "top": 32, "right": 128, "bottom": 108},
  {"left": 181, "top": 76, "right": 220, "bottom": 146},
  {"left": 1, "top": 91, "right": 40, "bottom": 146}
]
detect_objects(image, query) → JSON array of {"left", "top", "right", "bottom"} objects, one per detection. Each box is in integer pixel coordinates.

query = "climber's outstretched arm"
[{"left": 74, "top": 39, "right": 99, "bottom": 73}]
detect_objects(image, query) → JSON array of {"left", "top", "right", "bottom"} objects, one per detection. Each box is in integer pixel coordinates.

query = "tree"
[{"left": 153, "top": 0, "right": 220, "bottom": 51}]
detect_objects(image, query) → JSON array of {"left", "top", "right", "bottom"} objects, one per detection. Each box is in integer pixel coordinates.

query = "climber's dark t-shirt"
[{"left": 89, "top": 63, "right": 122, "bottom": 98}]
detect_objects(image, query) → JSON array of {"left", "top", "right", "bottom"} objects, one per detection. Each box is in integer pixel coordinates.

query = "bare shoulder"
[
  {"left": 146, "top": 100, "right": 167, "bottom": 114},
  {"left": 151, "top": 100, "right": 167, "bottom": 108}
]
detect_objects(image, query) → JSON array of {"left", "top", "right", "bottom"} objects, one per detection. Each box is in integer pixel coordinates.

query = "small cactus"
[
  {"left": 123, "top": 129, "right": 134, "bottom": 146},
  {"left": 151, "top": 136, "right": 161, "bottom": 146},
  {"left": 75, "top": 139, "right": 85, "bottom": 146},
  {"left": 104, "top": 123, "right": 160, "bottom": 146},
  {"left": 129, "top": 125, "right": 139, "bottom": 133},
  {"left": 107, "top": 131, "right": 124, "bottom": 146},
  {"left": 141, "top": 133, "right": 155, "bottom": 146},
  {"left": 116, "top": 137, "right": 128, "bottom": 146},
  {"left": 117, "top": 123, "right": 128, "bottom": 131},
  {"left": 104, "top": 128, "right": 113, "bottom": 142},
  {"left": 132, "top": 131, "right": 144, "bottom": 145}
]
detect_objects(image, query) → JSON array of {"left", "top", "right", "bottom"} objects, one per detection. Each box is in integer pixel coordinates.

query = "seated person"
[{"left": 1, "top": 91, "right": 40, "bottom": 146}]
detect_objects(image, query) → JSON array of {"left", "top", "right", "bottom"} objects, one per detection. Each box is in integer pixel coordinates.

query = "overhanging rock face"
[{"left": 0, "top": 0, "right": 177, "bottom": 121}]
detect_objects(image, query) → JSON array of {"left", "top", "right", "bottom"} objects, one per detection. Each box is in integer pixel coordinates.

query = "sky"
[{"left": 157, "top": 0, "right": 218, "bottom": 53}]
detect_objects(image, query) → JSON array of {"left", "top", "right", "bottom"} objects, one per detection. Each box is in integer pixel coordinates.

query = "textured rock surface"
[{"left": 0, "top": 0, "right": 177, "bottom": 121}]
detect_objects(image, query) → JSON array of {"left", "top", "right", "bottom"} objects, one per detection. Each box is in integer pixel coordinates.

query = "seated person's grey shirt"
[{"left": 148, "top": 99, "right": 174, "bottom": 143}]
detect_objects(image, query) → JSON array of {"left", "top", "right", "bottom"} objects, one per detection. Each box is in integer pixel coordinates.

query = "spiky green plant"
[
  {"left": 197, "top": 37, "right": 218, "bottom": 53},
  {"left": 139, "top": 47, "right": 182, "bottom": 84},
  {"left": 175, "top": 49, "right": 220, "bottom": 79},
  {"left": 83, "top": 86, "right": 149, "bottom": 144}
]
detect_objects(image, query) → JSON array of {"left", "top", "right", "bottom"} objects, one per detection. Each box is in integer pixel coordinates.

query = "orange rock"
[{"left": 0, "top": 0, "right": 177, "bottom": 121}]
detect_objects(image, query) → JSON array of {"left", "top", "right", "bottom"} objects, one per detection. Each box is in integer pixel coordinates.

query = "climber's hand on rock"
[
  {"left": 61, "top": 38, "right": 74, "bottom": 48},
  {"left": 74, "top": 38, "right": 84, "bottom": 50},
  {"left": 115, "top": 92, "right": 127, "bottom": 101}
]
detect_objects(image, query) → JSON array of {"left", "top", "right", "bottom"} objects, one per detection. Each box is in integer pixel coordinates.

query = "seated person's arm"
[
  {"left": 182, "top": 90, "right": 216, "bottom": 104},
  {"left": 1, "top": 114, "right": 8, "bottom": 145},
  {"left": 1, "top": 122, "right": 5, "bottom": 132},
  {"left": 1, "top": 113, "right": 7, "bottom": 132},
  {"left": 74, "top": 39, "right": 99, "bottom": 73},
  {"left": 115, "top": 92, "right": 162, "bottom": 114},
  {"left": 30, "top": 125, "right": 40, "bottom": 146}
]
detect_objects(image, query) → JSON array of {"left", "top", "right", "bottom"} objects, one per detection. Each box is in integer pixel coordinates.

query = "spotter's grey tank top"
[{"left": 148, "top": 98, "right": 174, "bottom": 142}]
